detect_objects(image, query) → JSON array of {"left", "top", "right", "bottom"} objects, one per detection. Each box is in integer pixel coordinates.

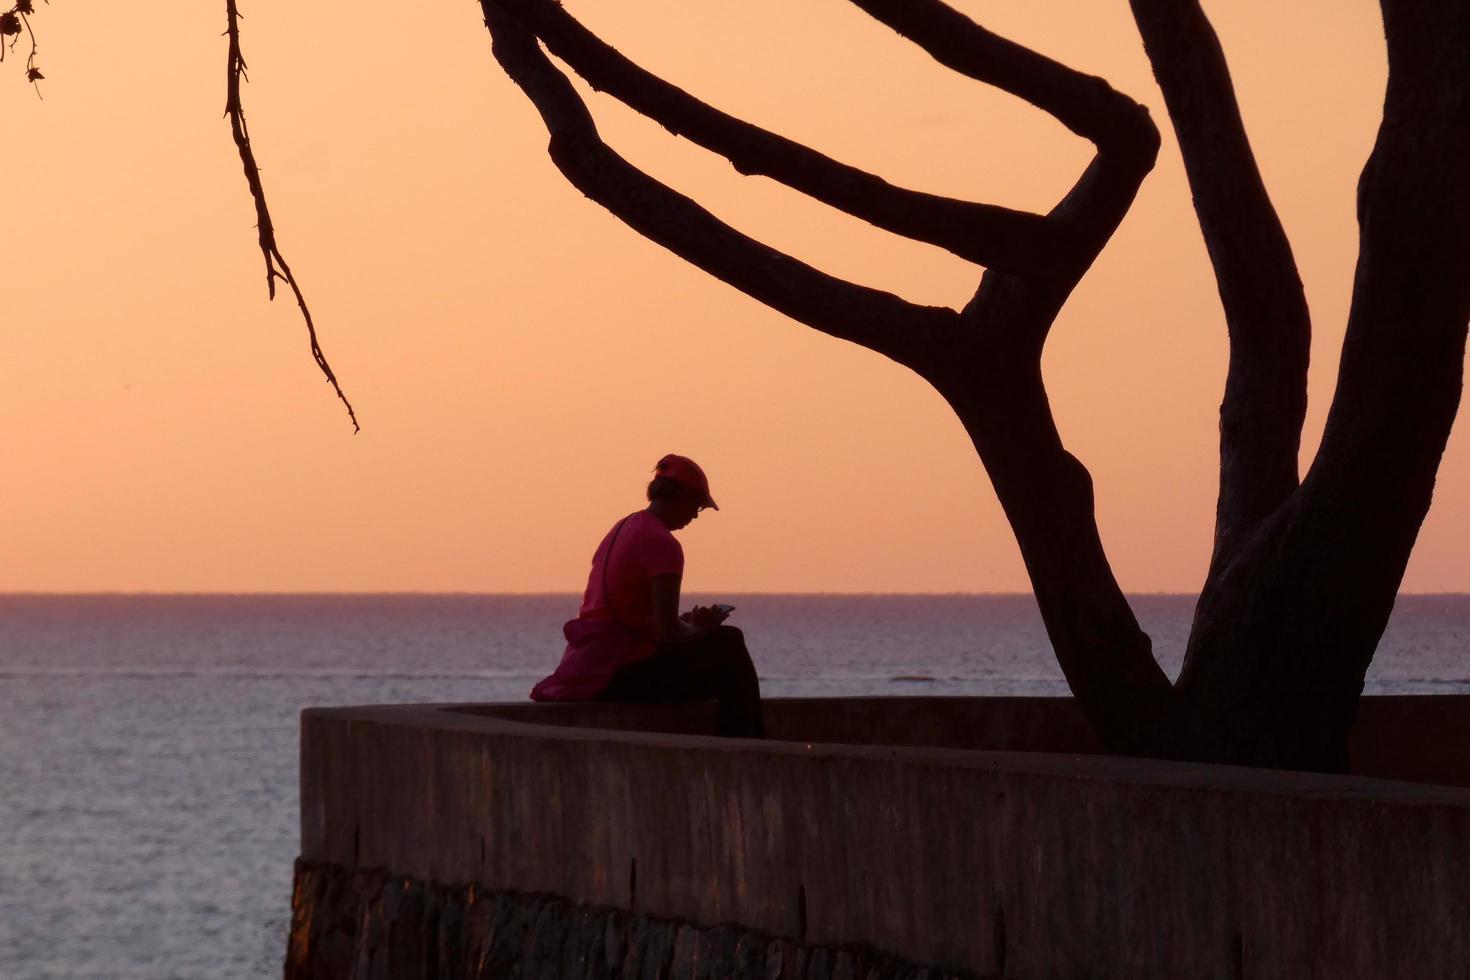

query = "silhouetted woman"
[{"left": 530, "top": 454, "right": 764, "bottom": 737}]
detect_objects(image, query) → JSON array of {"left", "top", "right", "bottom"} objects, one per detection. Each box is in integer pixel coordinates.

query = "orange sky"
[{"left": 3, "top": 1, "right": 1465, "bottom": 593}]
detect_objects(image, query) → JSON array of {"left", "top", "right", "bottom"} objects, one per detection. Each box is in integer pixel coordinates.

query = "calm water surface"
[{"left": 1, "top": 593, "right": 1467, "bottom": 978}]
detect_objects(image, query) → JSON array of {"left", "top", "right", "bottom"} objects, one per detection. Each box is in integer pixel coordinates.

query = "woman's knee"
[
  {"left": 709, "top": 629, "right": 757, "bottom": 686},
  {"left": 713, "top": 624, "right": 746, "bottom": 647}
]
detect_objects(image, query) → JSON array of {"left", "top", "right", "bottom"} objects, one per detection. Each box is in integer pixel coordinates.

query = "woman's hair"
[{"left": 647, "top": 475, "right": 701, "bottom": 505}]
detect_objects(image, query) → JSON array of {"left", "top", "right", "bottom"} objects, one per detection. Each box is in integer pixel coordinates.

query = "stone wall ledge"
[{"left": 295, "top": 696, "right": 1470, "bottom": 979}]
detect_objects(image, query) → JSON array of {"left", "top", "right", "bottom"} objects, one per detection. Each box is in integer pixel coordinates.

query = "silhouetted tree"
[{"left": 480, "top": 0, "right": 1470, "bottom": 772}]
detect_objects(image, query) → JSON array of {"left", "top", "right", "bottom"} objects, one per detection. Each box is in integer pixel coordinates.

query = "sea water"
[{"left": 1, "top": 593, "right": 1467, "bottom": 978}]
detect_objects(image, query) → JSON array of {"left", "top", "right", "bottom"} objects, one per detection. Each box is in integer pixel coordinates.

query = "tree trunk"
[
  {"left": 1176, "top": 0, "right": 1470, "bottom": 771},
  {"left": 930, "top": 273, "right": 1180, "bottom": 758}
]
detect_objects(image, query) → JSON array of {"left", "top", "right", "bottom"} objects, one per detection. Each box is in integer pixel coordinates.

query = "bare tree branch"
[
  {"left": 1128, "top": 0, "right": 1311, "bottom": 562},
  {"left": 486, "top": 0, "right": 1056, "bottom": 276},
  {"left": 843, "top": 1, "right": 1158, "bottom": 158},
  {"left": 845, "top": 0, "right": 1159, "bottom": 302},
  {"left": 225, "top": 0, "right": 359, "bottom": 433},
  {"left": 482, "top": 2, "right": 957, "bottom": 371},
  {"left": 1298, "top": 0, "right": 1470, "bottom": 595},
  {"left": 1, "top": 0, "right": 47, "bottom": 97}
]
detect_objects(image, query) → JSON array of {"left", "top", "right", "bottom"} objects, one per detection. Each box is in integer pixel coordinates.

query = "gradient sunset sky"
[{"left": 4, "top": 0, "right": 1465, "bottom": 593}]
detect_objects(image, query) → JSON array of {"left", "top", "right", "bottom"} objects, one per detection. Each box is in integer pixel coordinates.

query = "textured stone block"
[{"left": 286, "top": 862, "right": 986, "bottom": 980}]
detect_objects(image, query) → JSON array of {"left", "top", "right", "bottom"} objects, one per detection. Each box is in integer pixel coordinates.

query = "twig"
[
  {"left": 224, "top": 0, "right": 359, "bottom": 433},
  {"left": 1, "top": 0, "right": 46, "bottom": 97}
]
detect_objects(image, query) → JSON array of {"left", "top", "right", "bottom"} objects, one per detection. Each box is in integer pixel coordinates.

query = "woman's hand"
[
  {"left": 685, "top": 605, "right": 729, "bottom": 630},
  {"left": 655, "top": 577, "right": 729, "bottom": 642},
  {"left": 693, "top": 605, "right": 729, "bottom": 628}
]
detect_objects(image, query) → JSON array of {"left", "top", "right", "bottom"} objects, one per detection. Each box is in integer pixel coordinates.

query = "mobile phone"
[{"left": 712, "top": 603, "right": 736, "bottom": 615}]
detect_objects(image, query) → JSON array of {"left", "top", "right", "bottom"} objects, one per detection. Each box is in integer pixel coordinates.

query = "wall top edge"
[{"left": 300, "top": 697, "right": 1470, "bottom": 806}]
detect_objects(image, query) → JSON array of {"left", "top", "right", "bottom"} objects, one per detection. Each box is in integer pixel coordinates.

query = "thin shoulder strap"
[{"left": 600, "top": 515, "right": 633, "bottom": 629}]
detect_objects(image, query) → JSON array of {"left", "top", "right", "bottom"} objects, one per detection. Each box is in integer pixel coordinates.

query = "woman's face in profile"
[{"left": 668, "top": 496, "right": 704, "bottom": 531}]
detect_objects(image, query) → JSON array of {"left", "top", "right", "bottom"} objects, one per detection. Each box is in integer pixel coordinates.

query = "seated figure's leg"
[
  {"left": 703, "top": 626, "right": 764, "bottom": 738},
  {"left": 600, "top": 626, "right": 764, "bottom": 738}
]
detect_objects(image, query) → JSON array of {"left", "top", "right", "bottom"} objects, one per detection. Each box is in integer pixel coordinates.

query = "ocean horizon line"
[{"left": 1, "top": 590, "right": 1467, "bottom": 599}]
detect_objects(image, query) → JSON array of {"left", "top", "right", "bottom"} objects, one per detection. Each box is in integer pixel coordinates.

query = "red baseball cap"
[{"left": 654, "top": 454, "right": 718, "bottom": 510}]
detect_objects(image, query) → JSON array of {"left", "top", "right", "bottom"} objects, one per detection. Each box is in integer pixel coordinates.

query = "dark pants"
[{"left": 600, "top": 626, "right": 765, "bottom": 738}]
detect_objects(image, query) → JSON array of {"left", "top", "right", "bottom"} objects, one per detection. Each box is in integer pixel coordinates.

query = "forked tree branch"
[
  {"left": 844, "top": 0, "right": 1159, "bottom": 311},
  {"left": 1169, "top": 0, "right": 1470, "bottom": 767},
  {"left": 1129, "top": 0, "right": 1311, "bottom": 561},
  {"left": 486, "top": 0, "right": 1056, "bottom": 275},
  {"left": 847, "top": 0, "right": 1154, "bottom": 153},
  {"left": 225, "top": 0, "right": 359, "bottom": 432},
  {"left": 482, "top": 3, "right": 957, "bottom": 371}
]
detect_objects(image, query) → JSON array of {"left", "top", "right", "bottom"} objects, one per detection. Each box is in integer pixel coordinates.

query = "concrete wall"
[{"left": 295, "top": 696, "right": 1470, "bottom": 979}]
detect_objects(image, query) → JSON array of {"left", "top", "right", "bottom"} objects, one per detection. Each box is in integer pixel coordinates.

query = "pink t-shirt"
[{"left": 530, "top": 510, "right": 684, "bottom": 700}]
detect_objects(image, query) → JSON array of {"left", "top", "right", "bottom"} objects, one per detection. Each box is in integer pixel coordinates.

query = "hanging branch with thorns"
[
  {"left": 1, "top": 0, "right": 46, "bottom": 96},
  {"left": 225, "top": 0, "right": 359, "bottom": 432}
]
